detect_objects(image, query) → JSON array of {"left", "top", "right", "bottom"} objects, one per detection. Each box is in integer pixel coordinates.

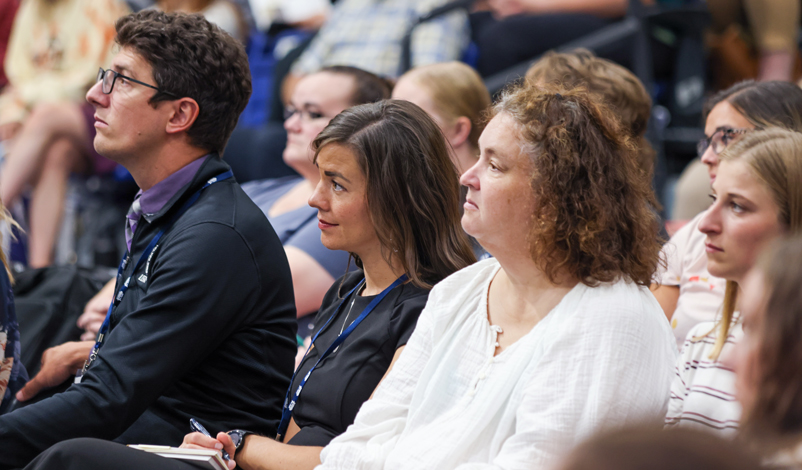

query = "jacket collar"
[{"left": 141, "top": 153, "right": 233, "bottom": 224}]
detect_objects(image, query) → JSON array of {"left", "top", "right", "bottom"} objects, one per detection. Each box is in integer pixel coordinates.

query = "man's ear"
[{"left": 165, "top": 98, "right": 200, "bottom": 135}]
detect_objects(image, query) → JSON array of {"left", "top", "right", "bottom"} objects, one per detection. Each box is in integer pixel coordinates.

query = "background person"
[
  {"left": 317, "top": 84, "right": 676, "bottom": 469},
  {"left": 665, "top": 128, "right": 802, "bottom": 436},
  {"left": 525, "top": 48, "right": 654, "bottom": 182},
  {"left": 392, "top": 61, "right": 491, "bottom": 259},
  {"left": 0, "top": 201, "right": 26, "bottom": 414},
  {"left": 654, "top": 81, "right": 802, "bottom": 349},
  {"left": 554, "top": 425, "right": 761, "bottom": 470},
  {"left": 733, "top": 235, "right": 802, "bottom": 466},
  {"left": 25, "top": 99, "right": 476, "bottom": 470},
  {"left": 0, "top": 0, "right": 130, "bottom": 268},
  {"left": 392, "top": 62, "right": 491, "bottom": 175}
]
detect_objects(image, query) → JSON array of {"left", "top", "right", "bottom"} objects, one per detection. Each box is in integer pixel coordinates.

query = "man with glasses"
[{"left": 0, "top": 10, "right": 297, "bottom": 468}]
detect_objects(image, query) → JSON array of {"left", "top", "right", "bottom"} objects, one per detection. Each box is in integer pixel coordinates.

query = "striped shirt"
[{"left": 665, "top": 320, "right": 743, "bottom": 436}]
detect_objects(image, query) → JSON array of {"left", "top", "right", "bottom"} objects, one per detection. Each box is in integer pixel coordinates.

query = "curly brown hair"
[
  {"left": 115, "top": 10, "right": 251, "bottom": 154},
  {"left": 490, "top": 83, "right": 662, "bottom": 286}
]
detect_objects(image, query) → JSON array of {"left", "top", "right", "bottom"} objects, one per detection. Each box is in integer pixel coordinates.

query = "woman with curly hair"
[{"left": 316, "top": 84, "right": 677, "bottom": 469}]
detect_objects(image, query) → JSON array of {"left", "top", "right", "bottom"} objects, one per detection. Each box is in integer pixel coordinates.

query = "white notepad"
[{"left": 128, "top": 444, "right": 227, "bottom": 470}]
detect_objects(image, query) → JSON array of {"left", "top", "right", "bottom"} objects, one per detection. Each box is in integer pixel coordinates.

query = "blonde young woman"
[
  {"left": 665, "top": 129, "right": 802, "bottom": 436},
  {"left": 392, "top": 62, "right": 491, "bottom": 175},
  {"left": 653, "top": 81, "right": 802, "bottom": 350}
]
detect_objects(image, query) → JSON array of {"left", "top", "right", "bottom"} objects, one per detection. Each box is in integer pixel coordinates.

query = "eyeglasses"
[
  {"left": 283, "top": 106, "right": 326, "bottom": 122},
  {"left": 697, "top": 128, "right": 750, "bottom": 158},
  {"left": 96, "top": 67, "right": 177, "bottom": 97}
]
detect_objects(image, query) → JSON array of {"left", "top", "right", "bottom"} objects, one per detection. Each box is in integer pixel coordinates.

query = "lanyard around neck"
[
  {"left": 275, "top": 274, "right": 408, "bottom": 441},
  {"left": 76, "top": 170, "right": 233, "bottom": 382}
]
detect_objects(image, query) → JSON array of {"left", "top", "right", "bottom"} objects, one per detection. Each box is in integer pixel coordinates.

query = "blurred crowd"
[{"left": 0, "top": 0, "right": 801, "bottom": 469}]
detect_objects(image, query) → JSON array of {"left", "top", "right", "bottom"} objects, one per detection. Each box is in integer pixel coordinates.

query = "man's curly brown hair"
[
  {"left": 491, "top": 83, "right": 662, "bottom": 287},
  {"left": 115, "top": 10, "right": 251, "bottom": 155}
]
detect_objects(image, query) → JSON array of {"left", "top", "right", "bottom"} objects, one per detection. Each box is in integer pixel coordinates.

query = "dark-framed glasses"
[
  {"left": 96, "top": 67, "right": 177, "bottom": 97},
  {"left": 697, "top": 127, "right": 750, "bottom": 158}
]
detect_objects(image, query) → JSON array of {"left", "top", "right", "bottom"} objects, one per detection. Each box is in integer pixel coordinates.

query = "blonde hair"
[
  {"left": 398, "top": 62, "right": 491, "bottom": 149},
  {"left": 0, "top": 202, "right": 19, "bottom": 283},
  {"left": 708, "top": 128, "right": 802, "bottom": 359}
]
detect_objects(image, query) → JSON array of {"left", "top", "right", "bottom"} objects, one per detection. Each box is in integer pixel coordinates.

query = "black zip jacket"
[{"left": 0, "top": 155, "right": 297, "bottom": 468}]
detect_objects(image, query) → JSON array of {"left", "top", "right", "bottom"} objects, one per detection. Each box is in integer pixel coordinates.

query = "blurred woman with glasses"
[{"left": 652, "top": 80, "right": 802, "bottom": 351}]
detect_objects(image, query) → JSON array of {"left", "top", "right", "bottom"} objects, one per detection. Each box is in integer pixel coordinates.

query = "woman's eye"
[
  {"left": 332, "top": 181, "right": 344, "bottom": 191},
  {"left": 731, "top": 202, "right": 744, "bottom": 213},
  {"left": 309, "top": 111, "right": 324, "bottom": 120},
  {"left": 709, "top": 194, "right": 717, "bottom": 202}
]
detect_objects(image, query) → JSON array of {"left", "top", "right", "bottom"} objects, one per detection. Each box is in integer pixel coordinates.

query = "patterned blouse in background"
[
  {"left": 0, "top": 263, "right": 26, "bottom": 414},
  {"left": 0, "top": 0, "right": 130, "bottom": 126}
]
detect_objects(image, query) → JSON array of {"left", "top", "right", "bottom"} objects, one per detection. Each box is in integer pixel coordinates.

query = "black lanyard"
[
  {"left": 275, "top": 274, "right": 408, "bottom": 441},
  {"left": 75, "top": 170, "right": 233, "bottom": 383}
]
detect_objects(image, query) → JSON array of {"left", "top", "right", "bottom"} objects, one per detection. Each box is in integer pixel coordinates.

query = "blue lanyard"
[
  {"left": 275, "top": 274, "right": 408, "bottom": 441},
  {"left": 77, "top": 171, "right": 233, "bottom": 380}
]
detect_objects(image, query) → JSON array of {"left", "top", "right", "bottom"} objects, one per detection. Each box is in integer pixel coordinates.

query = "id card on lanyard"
[
  {"left": 75, "top": 170, "right": 233, "bottom": 383},
  {"left": 275, "top": 274, "right": 408, "bottom": 441}
]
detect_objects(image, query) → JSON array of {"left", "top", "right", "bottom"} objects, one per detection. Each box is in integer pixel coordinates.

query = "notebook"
[{"left": 128, "top": 444, "right": 228, "bottom": 470}]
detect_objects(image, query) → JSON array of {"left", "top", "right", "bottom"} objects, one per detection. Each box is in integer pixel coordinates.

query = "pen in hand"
[{"left": 190, "top": 418, "right": 230, "bottom": 461}]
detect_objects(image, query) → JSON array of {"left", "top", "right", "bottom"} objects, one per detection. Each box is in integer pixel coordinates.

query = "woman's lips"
[
  {"left": 464, "top": 197, "right": 478, "bottom": 211},
  {"left": 705, "top": 242, "right": 724, "bottom": 253},
  {"left": 318, "top": 218, "right": 338, "bottom": 230},
  {"left": 94, "top": 115, "right": 108, "bottom": 128}
]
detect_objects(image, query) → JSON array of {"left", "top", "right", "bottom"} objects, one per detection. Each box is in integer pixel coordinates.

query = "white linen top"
[
  {"left": 655, "top": 212, "right": 726, "bottom": 349},
  {"left": 317, "top": 258, "right": 678, "bottom": 470},
  {"left": 665, "top": 320, "right": 743, "bottom": 436}
]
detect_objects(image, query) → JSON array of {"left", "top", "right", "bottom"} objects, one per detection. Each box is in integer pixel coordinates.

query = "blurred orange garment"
[{"left": 0, "top": 0, "right": 130, "bottom": 126}]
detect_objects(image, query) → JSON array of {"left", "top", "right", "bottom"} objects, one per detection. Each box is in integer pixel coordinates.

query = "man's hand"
[
  {"left": 77, "top": 279, "right": 116, "bottom": 340},
  {"left": 181, "top": 432, "right": 237, "bottom": 470},
  {"left": 16, "top": 341, "right": 94, "bottom": 402}
]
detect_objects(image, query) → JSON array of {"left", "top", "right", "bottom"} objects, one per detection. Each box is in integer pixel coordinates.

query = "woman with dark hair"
[
  {"left": 734, "top": 235, "right": 802, "bottom": 465},
  {"left": 23, "top": 100, "right": 476, "bottom": 470},
  {"left": 654, "top": 80, "right": 802, "bottom": 350},
  {"left": 665, "top": 128, "right": 802, "bottom": 436},
  {"left": 240, "top": 66, "right": 394, "bottom": 324},
  {"left": 315, "top": 84, "right": 676, "bottom": 469}
]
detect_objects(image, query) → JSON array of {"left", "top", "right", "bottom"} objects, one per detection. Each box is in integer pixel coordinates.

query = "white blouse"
[{"left": 318, "top": 258, "right": 678, "bottom": 470}]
